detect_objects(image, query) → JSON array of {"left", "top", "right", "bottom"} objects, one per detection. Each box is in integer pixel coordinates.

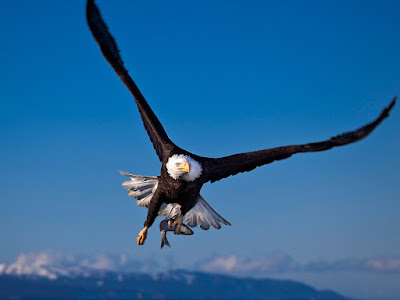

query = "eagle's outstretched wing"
[
  {"left": 86, "top": 0, "right": 176, "bottom": 161},
  {"left": 203, "top": 98, "right": 396, "bottom": 183}
]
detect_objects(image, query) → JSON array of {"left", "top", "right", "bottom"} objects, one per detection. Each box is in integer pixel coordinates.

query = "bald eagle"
[{"left": 86, "top": 0, "right": 396, "bottom": 246}]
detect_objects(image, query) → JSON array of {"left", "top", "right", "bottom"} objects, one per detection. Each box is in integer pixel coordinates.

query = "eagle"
[{"left": 86, "top": 0, "right": 396, "bottom": 246}]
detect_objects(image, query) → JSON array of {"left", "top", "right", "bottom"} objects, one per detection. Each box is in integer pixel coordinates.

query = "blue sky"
[{"left": 1, "top": 0, "right": 399, "bottom": 298}]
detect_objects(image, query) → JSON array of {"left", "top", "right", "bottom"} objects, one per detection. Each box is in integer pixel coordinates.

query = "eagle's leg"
[
  {"left": 172, "top": 215, "right": 184, "bottom": 234},
  {"left": 137, "top": 226, "right": 148, "bottom": 245},
  {"left": 137, "top": 191, "right": 163, "bottom": 245}
]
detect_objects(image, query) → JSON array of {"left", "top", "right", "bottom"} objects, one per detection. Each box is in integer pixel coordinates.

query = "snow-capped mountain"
[
  {"left": 0, "top": 251, "right": 146, "bottom": 280},
  {"left": 0, "top": 252, "right": 347, "bottom": 299},
  {"left": 0, "top": 252, "right": 80, "bottom": 279}
]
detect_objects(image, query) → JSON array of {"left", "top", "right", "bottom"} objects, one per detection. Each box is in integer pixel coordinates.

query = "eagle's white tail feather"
[{"left": 185, "top": 195, "right": 231, "bottom": 229}]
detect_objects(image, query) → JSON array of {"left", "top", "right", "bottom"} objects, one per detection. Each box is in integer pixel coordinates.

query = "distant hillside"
[{"left": 0, "top": 269, "right": 346, "bottom": 300}]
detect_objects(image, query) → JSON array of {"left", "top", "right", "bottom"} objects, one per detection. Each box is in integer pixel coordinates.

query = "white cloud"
[
  {"left": 0, "top": 251, "right": 170, "bottom": 279},
  {"left": 2, "top": 251, "right": 400, "bottom": 280},
  {"left": 198, "top": 252, "right": 297, "bottom": 275},
  {"left": 197, "top": 253, "right": 400, "bottom": 275},
  {"left": 120, "top": 254, "right": 128, "bottom": 265},
  {"left": 79, "top": 253, "right": 116, "bottom": 271},
  {"left": 365, "top": 258, "right": 400, "bottom": 272},
  {"left": 304, "top": 257, "right": 400, "bottom": 273}
]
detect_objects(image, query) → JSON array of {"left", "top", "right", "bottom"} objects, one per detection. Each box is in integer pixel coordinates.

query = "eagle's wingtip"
[
  {"left": 388, "top": 95, "right": 397, "bottom": 107},
  {"left": 390, "top": 96, "right": 397, "bottom": 107},
  {"left": 117, "top": 170, "right": 129, "bottom": 176},
  {"left": 383, "top": 96, "right": 397, "bottom": 118}
]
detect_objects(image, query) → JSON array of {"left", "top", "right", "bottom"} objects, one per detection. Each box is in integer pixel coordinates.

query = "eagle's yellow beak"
[{"left": 178, "top": 162, "right": 190, "bottom": 173}]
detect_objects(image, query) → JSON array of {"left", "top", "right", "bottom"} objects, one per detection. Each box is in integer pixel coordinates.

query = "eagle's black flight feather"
[
  {"left": 203, "top": 98, "right": 396, "bottom": 183},
  {"left": 86, "top": 0, "right": 180, "bottom": 162}
]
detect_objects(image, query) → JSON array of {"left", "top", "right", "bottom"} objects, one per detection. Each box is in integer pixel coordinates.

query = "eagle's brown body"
[{"left": 150, "top": 164, "right": 204, "bottom": 229}]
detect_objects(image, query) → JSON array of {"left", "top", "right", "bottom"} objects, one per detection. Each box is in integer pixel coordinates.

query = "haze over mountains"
[
  {"left": 0, "top": 252, "right": 346, "bottom": 300},
  {"left": 3, "top": 251, "right": 400, "bottom": 299}
]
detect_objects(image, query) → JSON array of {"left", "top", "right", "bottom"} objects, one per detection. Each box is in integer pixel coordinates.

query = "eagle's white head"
[{"left": 166, "top": 154, "right": 202, "bottom": 182}]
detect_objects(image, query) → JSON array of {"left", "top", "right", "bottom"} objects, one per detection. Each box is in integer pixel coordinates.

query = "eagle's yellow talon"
[{"left": 137, "top": 226, "right": 148, "bottom": 245}]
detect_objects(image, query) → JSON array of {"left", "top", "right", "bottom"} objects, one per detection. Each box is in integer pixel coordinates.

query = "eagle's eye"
[{"left": 175, "top": 162, "right": 180, "bottom": 167}]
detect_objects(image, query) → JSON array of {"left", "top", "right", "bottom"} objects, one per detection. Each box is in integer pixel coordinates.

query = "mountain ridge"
[{"left": 0, "top": 268, "right": 347, "bottom": 300}]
